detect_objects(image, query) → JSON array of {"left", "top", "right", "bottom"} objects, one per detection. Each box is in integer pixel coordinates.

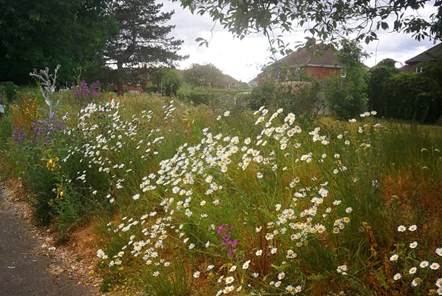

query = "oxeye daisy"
[
  {"left": 225, "top": 276, "right": 234, "bottom": 284},
  {"left": 389, "top": 254, "right": 399, "bottom": 261},
  {"left": 397, "top": 225, "right": 406, "bottom": 232},
  {"left": 242, "top": 260, "right": 250, "bottom": 270},
  {"left": 411, "top": 277, "right": 421, "bottom": 287},
  {"left": 409, "top": 241, "right": 418, "bottom": 249},
  {"left": 408, "top": 224, "right": 417, "bottom": 232}
]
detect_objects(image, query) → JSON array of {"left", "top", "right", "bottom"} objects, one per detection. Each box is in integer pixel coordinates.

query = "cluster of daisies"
[
  {"left": 389, "top": 224, "right": 442, "bottom": 293},
  {"left": 95, "top": 106, "right": 376, "bottom": 294}
]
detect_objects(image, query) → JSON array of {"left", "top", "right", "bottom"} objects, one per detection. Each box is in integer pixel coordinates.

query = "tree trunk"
[{"left": 116, "top": 61, "right": 124, "bottom": 96}]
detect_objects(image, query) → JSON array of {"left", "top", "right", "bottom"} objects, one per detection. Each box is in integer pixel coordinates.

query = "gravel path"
[{"left": 0, "top": 187, "right": 97, "bottom": 296}]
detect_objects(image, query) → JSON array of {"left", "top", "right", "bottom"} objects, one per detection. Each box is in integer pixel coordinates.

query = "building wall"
[{"left": 305, "top": 66, "right": 340, "bottom": 81}]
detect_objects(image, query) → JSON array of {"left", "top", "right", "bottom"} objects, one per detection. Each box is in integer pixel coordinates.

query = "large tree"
[
  {"left": 0, "top": 0, "right": 115, "bottom": 83},
  {"left": 183, "top": 63, "right": 224, "bottom": 88},
  {"left": 177, "top": 0, "right": 442, "bottom": 47},
  {"left": 104, "top": 0, "right": 185, "bottom": 94}
]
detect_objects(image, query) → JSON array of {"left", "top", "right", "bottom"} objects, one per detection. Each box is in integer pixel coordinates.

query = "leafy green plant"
[
  {"left": 148, "top": 68, "right": 183, "bottom": 96},
  {"left": 250, "top": 78, "right": 320, "bottom": 117},
  {"left": 0, "top": 81, "right": 18, "bottom": 104},
  {"left": 325, "top": 40, "right": 368, "bottom": 119},
  {"left": 367, "top": 59, "right": 399, "bottom": 116}
]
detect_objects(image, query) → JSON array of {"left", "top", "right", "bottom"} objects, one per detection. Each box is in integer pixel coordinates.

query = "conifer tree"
[{"left": 104, "top": 0, "right": 185, "bottom": 94}]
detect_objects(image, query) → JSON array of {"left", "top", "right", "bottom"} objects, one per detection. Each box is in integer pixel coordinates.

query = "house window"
[
  {"left": 340, "top": 69, "right": 347, "bottom": 78},
  {"left": 416, "top": 66, "right": 423, "bottom": 73},
  {"left": 294, "top": 66, "right": 301, "bottom": 81}
]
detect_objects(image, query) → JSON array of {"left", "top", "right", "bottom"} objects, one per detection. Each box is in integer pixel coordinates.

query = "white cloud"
[{"left": 162, "top": 0, "right": 440, "bottom": 82}]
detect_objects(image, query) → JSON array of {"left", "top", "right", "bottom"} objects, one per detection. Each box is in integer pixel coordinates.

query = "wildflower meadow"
[{"left": 0, "top": 80, "right": 441, "bottom": 295}]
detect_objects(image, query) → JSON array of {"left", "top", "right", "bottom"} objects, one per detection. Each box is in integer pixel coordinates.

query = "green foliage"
[
  {"left": 177, "top": 85, "right": 250, "bottom": 111},
  {"left": 182, "top": 63, "right": 224, "bottom": 88},
  {"left": 0, "top": 113, "right": 12, "bottom": 152},
  {"left": 0, "top": 82, "right": 18, "bottom": 104},
  {"left": 368, "top": 54, "right": 442, "bottom": 123},
  {"left": 325, "top": 40, "right": 368, "bottom": 119},
  {"left": 104, "top": 0, "right": 185, "bottom": 94},
  {"left": 148, "top": 68, "right": 183, "bottom": 96},
  {"left": 179, "top": 0, "right": 441, "bottom": 49},
  {"left": 0, "top": 0, "right": 115, "bottom": 83},
  {"left": 367, "top": 60, "right": 399, "bottom": 116},
  {"left": 250, "top": 79, "right": 320, "bottom": 117},
  {"left": 27, "top": 158, "right": 57, "bottom": 226},
  {"left": 177, "top": 85, "right": 210, "bottom": 105},
  {"left": 324, "top": 76, "right": 368, "bottom": 119},
  {"left": 387, "top": 72, "right": 438, "bottom": 122}
]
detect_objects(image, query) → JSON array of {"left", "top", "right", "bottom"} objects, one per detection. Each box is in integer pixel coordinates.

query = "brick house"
[
  {"left": 250, "top": 41, "right": 343, "bottom": 86},
  {"left": 401, "top": 43, "right": 442, "bottom": 73}
]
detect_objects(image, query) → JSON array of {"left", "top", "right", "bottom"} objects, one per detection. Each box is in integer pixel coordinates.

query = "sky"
[{"left": 162, "top": 1, "right": 439, "bottom": 83}]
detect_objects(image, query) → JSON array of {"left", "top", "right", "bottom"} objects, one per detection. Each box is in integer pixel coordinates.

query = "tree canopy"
[
  {"left": 0, "top": 0, "right": 115, "bottom": 83},
  {"left": 0, "top": 0, "right": 186, "bottom": 87},
  {"left": 177, "top": 0, "right": 442, "bottom": 48},
  {"left": 183, "top": 63, "right": 224, "bottom": 88}
]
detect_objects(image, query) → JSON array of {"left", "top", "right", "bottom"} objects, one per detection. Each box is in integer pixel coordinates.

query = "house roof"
[
  {"left": 405, "top": 43, "right": 442, "bottom": 65},
  {"left": 248, "top": 41, "right": 344, "bottom": 84},
  {"left": 279, "top": 43, "right": 342, "bottom": 68}
]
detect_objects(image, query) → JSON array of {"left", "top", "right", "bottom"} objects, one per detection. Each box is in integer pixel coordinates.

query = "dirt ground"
[{"left": 0, "top": 185, "right": 100, "bottom": 296}]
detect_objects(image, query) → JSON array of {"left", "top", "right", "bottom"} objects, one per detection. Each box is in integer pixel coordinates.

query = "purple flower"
[
  {"left": 217, "top": 224, "right": 239, "bottom": 258},
  {"left": 72, "top": 80, "right": 102, "bottom": 103},
  {"left": 12, "top": 129, "right": 26, "bottom": 144}
]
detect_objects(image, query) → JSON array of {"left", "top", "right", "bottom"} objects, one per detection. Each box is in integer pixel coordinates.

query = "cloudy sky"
[{"left": 163, "top": 1, "right": 439, "bottom": 83}]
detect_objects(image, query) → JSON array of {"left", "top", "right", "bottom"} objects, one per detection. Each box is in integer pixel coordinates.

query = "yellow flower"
[
  {"left": 56, "top": 186, "right": 64, "bottom": 199},
  {"left": 46, "top": 157, "right": 60, "bottom": 171}
]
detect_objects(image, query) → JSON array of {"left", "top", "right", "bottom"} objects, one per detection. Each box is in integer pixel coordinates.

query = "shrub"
[
  {"left": 250, "top": 79, "right": 320, "bottom": 117},
  {"left": 387, "top": 72, "right": 436, "bottom": 122},
  {"left": 324, "top": 74, "right": 368, "bottom": 119},
  {"left": 325, "top": 39, "right": 369, "bottom": 120},
  {"left": 148, "top": 68, "right": 182, "bottom": 96},
  {"left": 0, "top": 81, "right": 18, "bottom": 104},
  {"left": 177, "top": 85, "right": 210, "bottom": 105},
  {"left": 367, "top": 62, "right": 399, "bottom": 116}
]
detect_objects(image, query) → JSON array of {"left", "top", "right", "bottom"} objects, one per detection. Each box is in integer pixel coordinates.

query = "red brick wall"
[{"left": 305, "top": 66, "right": 340, "bottom": 81}]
